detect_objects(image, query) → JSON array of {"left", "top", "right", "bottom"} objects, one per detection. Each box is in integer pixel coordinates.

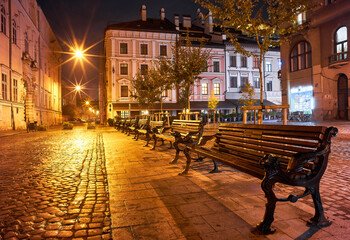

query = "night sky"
[{"left": 36, "top": 0, "right": 202, "bottom": 100}]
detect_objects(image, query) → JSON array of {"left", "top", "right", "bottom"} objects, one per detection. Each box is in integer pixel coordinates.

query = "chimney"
[
  {"left": 183, "top": 15, "right": 191, "bottom": 28},
  {"left": 141, "top": 5, "right": 146, "bottom": 21},
  {"left": 160, "top": 8, "right": 165, "bottom": 21},
  {"left": 174, "top": 14, "right": 179, "bottom": 30},
  {"left": 208, "top": 11, "right": 213, "bottom": 33}
]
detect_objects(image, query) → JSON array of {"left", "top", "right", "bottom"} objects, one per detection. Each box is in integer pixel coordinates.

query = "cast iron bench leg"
[
  {"left": 179, "top": 147, "right": 191, "bottom": 175},
  {"left": 209, "top": 160, "right": 220, "bottom": 173},
  {"left": 151, "top": 135, "right": 157, "bottom": 150},
  {"left": 307, "top": 185, "right": 332, "bottom": 228}
]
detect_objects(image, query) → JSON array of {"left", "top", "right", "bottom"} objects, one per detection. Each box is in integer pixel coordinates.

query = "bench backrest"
[
  {"left": 150, "top": 120, "right": 165, "bottom": 129},
  {"left": 214, "top": 124, "right": 328, "bottom": 178},
  {"left": 171, "top": 120, "right": 204, "bottom": 141},
  {"left": 138, "top": 118, "right": 150, "bottom": 128}
]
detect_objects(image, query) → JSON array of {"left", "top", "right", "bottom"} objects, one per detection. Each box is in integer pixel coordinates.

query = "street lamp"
[
  {"left": 75, "top": 85, "right": 81, "bottom": 91},
  {"left": 75, "top": 50, "right": 83, "bottom": 58}
]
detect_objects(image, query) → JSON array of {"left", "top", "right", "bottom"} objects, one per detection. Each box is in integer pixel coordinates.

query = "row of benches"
[{"left": 114, "top": 116, "right": 338, "bottom": 234}]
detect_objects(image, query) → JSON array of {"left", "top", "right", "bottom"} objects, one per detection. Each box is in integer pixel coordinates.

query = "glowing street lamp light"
[
  {"left": 75, "top": 50, "right": 83, "bottom": 58},
  {"left": 85, "top": 101, "right": 90, "bottom": 105},
  {"left": 75, "top": 85, "right": 81, "bottom": 91}
]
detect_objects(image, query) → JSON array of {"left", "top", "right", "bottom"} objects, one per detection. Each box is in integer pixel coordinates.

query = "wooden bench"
[
  {"left": 176, "top": 123, "right": 338, "bottom": 234},
  {"left": 121, "top": 119, "right": 131, "bottom": 133},
  {"left": 136, "top": 120, "right": 164, "bottom": 146},
  {"left": 127, "top": 117, "right": 139, "bottom": 136},
  {"left": 133, "top": 118, "right": 150, "bottom": 140},
  {"left": 153, "top": 119, "right": 204, "bottom": 163},
  {"left": 27, "top": 121, "right": 38, "bottom": 132},
  {"left": 115, "top": 118, "right": 126, "bottom": 131}
]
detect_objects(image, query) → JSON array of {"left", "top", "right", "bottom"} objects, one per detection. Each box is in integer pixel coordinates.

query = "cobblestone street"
[
  {"left": 0, "top": 128, "right": 111, "bottom": 239},
  {"left": 0, "top": 122, "right": 349, "bottom": 239}
]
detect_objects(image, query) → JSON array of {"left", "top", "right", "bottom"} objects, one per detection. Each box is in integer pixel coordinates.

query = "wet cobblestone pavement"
[
  {"left": 0, "top": 128, "right": 111, "bottom": 239},
  {"left": 0, "top": 122, "right": 349, "bottom": 239}
]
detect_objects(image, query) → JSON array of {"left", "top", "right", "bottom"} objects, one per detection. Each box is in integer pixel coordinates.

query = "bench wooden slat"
[{"left": 218, "top": 134, "right": 317, "bottom": 153}]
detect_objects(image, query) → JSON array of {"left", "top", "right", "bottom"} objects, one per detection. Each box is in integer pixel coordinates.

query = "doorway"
[{"left": 338, "top": 74, "right": 348, "bottom": 120}]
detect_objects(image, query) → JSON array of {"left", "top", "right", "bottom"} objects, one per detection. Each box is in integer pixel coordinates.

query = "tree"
[
  {"left": 196, "top": 0, "right": 315, "bottom": 119},
  {"left": 131, "top": 64, "right": 172, "bottom": 112},
  {"left": 62, "top": 104, "right": 79, "bottom": 120},
  {"left": 158, "top": 32, "right": 210, "bottom": 111},
  {"left": 239, "top": 82, "right": 257, "bottom": 122},
  {"left": 208, "top": 91, "right": 219, "bottom": 125},
  {"left": 239, "top": 82, "right": 256, "bottom": 107}
]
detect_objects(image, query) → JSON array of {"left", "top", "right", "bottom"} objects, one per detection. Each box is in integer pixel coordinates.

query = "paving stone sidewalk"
[{"left": 103, "top": 124, "right": 350, "bottom": 240}]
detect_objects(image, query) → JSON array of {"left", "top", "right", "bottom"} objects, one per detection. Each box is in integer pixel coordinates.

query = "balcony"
[{"left": 328, "top": 52, "right": 349, "bottom": 68}]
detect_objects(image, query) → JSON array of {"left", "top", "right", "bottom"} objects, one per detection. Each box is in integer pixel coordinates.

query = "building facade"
[
  {"left": 0, "top": 0, "right": 62, "bottom": 130},
  {"left": 281, "top": 0, "right": 350, "bottom": 120},
  {"left": 102, "top": 5, "right": 281, "bottom": 121}
]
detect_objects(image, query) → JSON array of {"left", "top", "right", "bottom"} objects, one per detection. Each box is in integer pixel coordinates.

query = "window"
[
  {"left": 140, "top": 64, "right": 148, "bottom": 75},
  {"left": 13, "top": 79, "right": 18, "bottom": 102},
  {"left": 230, "top": 77, "right": 237, "bottom": 88},
  {"left": 325, "top": 0, "right": 336, "bottom": 6},
  {"left": 253, "top": 57, "right": 259, "bottom": 68},
  {"left": 267, "top": 81, "right": 273, "bottom": 91},
  {"left": 296, "top": 12, "right": 306, "bottom": 25},
  {"left": 120, "top": 43, "right": 128, "bottom": 54},
  {"left": 201, "top": 83, "right": 208, "bottom": 95},
  {"left": 241, "top": 77, "right": 248, "bottom": 88},
  {"left": 1, "top": 5, "right": 6, "bottom": 34},
  {"left": 290, "top": 41, "right": 312, "bottom": 72},
  {"left": 230, "top": 56, "right": 236, "bottom": 67},
  {"left": 241, "top": 56, "right": 247, "bottom": 67},
  {"left": 266, "top": 61, "right": 272, "bottom": 72},
  {"left": 121, "top": 111, "right": 129, "bottom": 118},
  {"left": 214, "top": 83, "right": 220, "bottom": 95},
  {"left": 120, "top": 63, "right": 128, "bottom": 75},
  {"left": 162, "top": 90, "right": 168, "bottom": 97},
  {"left": 335, "top": 26, "right": 347, "bottom": 60},
  {"left": 25, "top": 32, "right": 29, "bottom": 53},
  {"left": 160, "top": 45, "right": 167, "bottom": 56},
  {"left": 2, "top": 73, "right": 7, "bottom": 100},
  {"left": 121, "top": 86, "right": 128, "bottom": 97},
  {"left": 12, "top": 20, "right": 17, "bottom": 44},
  {"left": 253, "top": 77, "right": 260, "bottom": 88},
  {"left": 213, "top": 61, "right": 220, "bottom": 72},
  {"left": 140, "top": 44, "right": 148, "bottom": 55}
]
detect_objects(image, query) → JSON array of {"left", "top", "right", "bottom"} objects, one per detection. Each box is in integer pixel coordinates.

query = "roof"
[{"left": 106, "top": 18, "right": 178, "bottom": 34}]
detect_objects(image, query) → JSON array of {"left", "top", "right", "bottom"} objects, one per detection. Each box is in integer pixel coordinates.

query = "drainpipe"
[
  {"left": 38, "top": 10, "right": 42, "bottom": 124},
  {"left": 9, "top": 0, "right": 15, "bottom": 130}
]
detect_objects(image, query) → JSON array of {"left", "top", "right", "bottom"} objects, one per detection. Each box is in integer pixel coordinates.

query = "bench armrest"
[{"left": 197, "top": 134, "right": 216, "bottom": 146}]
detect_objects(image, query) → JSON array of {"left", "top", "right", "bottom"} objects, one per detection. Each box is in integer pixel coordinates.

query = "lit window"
[
  {"left": 266, "top": 62, "right": 272, "bottom": 72},
  {"left": 230, "top": 77, "right": 237, "bottom": 88},
  {"left": 162, "top": 90, "right": 168, "bottom": 97},
  {"left": 201, "top": 83, "right": 208, "bottom": 95},
  {"left": 253, "top": 77, "right": 260, "bottom": 88},
  {"left": 120, "top": 63, "right": 128, "bottom": 75},
  {"left": 140, "top": 64, "right": 148, "bottom": 75},
  {"left": 1, "top": 5, "right": 6, "bottom": 34},
  {"left": 13, "top": 79, "right": 18, "bottom": 102},
  {"left": 121, "top": 111, "right": 130, "bottom": 118},
  {"left": 335, "top": 26, "right": 347, "bottom": 60},
  {"left": 213, "top": 61, "right": 220, "bottom": 72},
  {"left": 253, "top": 57, "right": 259, "bottom": 68},
  {"left": 241, "top": 56, "right": 247, "bottom": 67},
  {"left": 2, "top": 73, "right": 7, "bottom": 100},
  {"left": 121, "top": 86, "right": 128, "bottom": 97},
  {"left": 297, "top": 12, "right": 306, "bottom": 25},
  {"left": 160, "top": 45, "right": 167, "bottom": 56},
  {"left": 141, "top": 44, "right": 148, "bottom": 55},
  {"left": 290, "top": 41, "right": 312, "bottom": 72},
  {"left": 230, "top": 56, "right": 236, "bottom": 67},
  {"left": 120, "top": 43, "right": 128, "bottom": 54},
  {"left": 12, "top": 20, "right": 17, "bottom": 44},
  {"left": 214, "top": 83, "right": 220, "bottom": 95}
]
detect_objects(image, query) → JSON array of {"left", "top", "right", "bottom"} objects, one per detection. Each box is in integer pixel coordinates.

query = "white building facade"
[{"left": 0, "top": 0, "right": 62, "bottom": 130}]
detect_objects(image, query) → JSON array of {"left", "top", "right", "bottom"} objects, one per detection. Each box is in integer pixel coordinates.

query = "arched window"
[
  {"left": 24, "top": 32, "right": 29, "bottom": 53},
  {"left": 1, "top": 5, "right": 6, "bottom": 34},
  {"left": 335, "top": 26, "right": 347, "bottom": 60},
  {"left": 290, "top": 41, "right": 312, "bottom": 72},
  {"left": 12, "top": 20, "right": 17, "bottom": 44}
]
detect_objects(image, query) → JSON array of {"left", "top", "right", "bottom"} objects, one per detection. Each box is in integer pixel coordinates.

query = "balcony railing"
[{"left": 329, "top": 52, "right": 349, "bottom": 67}]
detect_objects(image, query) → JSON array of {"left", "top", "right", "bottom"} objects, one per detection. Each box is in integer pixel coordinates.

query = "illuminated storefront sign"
[{"left": 290, "top": 85, "right": 314, "bottom": 114}]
